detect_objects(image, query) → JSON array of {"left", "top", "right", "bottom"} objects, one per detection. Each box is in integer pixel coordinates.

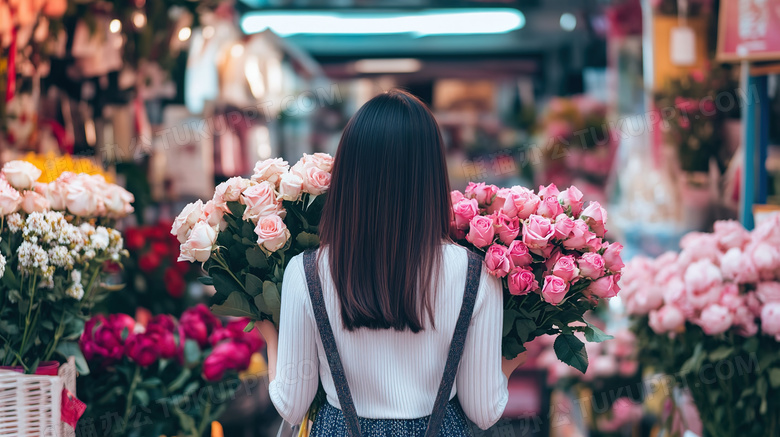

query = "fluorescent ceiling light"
[
  {"left": 240, "top": 9, "right": 525, "bottom": 37},
  {"left": 354, "top": 58, "right": 422, "bottom": 73}
]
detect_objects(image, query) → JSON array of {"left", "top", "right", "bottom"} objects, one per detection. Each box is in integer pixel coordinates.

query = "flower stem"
[
  {"left": 14, "top": 273, "right": 38, "bottom": 368},
  {"left": 213, "top": 252, "right": 246, "bottom": 292},
  {"left": 121, "top": 365, "right": 142, "bottom": 433}
]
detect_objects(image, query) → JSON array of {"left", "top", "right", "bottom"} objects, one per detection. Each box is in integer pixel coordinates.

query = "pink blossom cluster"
[
  {"left": 621, "top": 216, "right": 780, "bottom": 339},
  {"left": 451, "top": 182, "right": 623, "bottom": 305},
  {"left": 172, "top": 153, "right": 332, "bottom": 262},
  {"left": 0, "top": 161, "right": 134, "bottom": 218}
]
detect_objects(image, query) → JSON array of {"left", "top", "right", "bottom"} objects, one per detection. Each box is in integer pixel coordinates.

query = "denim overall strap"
[{"left": 424, "top": 250, "right": 482, "bottom": 437}]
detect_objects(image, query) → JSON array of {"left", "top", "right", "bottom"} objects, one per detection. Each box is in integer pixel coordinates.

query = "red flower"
[
  {"left": 180, "top": 304, "right": 220, "bottom": 348},
  {"left": 138, "top": 252, "right": 161, "bottom": 273},
  {"left": 151, "top": 241, "right": 170, "bottom": 257},
  {"left": 209, "top": 318, "right": 264, "bottom": 352},
  {"left": 124, "top": 228, "right": 146, "bottom": 251},
  {"left": 164, "top": 268, "right": 186, "bottom": 298},
  {"left": 80, "top": 314, "right": 136, "bottom": 365},
  {"left": 147, "top": 226, "right": 167, "bottom": 240},
  {"left": 146, "top": 315, "right": 179, "bottom": 360},
  {"left": 202, "top": 341, "right": 253, "bottom": 382},
  {"left": 125, "top": 333, "right": 159, "bottom": 367},
  {"left": 172, "top": 260, "right": 191, "bottom": 275}
]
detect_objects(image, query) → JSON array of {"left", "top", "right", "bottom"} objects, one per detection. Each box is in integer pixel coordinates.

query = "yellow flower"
[{"left": 22, "top": 152, "right": 115, "bottom": 183}]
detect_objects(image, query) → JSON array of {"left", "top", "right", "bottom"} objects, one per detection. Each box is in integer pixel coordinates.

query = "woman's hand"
[
  {"left": 256, "top": 320, "right": 278, "bottom": 382},
  {"left": 501, "top": 351, "right": 528, "bottom": 379}
]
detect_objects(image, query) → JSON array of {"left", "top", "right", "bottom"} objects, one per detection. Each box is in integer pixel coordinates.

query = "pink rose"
[
  {"left": 750, "top": 243, "right": 780, "bottom": 277},
  {"left": 719, "top": 248, "right": 744, "bottom": 282},
  {"left": 509, "top": 186, "right": 541, "bottom": 219},
  {"left": 578, "top": 253, "right": 606, "bottom": 279},
  {"left": 465, "top": 182, "right": 498, "bottom": 206},
  {"left": 495, "top": 212, "right": 520, "bottom": 245},
  {"left": 752, "top": 215, "right": 780, "bottom": 247},
  {"left": 756, "top": 282, "right": 780, "bottom": 304},
  {"left": 202, "top": 200, "right": 227, "bottom": 230},
  {"left": 103, "top": 184, "right": 135, "bottom": 218},
  {"left": 522, "top": 215, "right": 555, "bottom": 249},
  {"left": 733, "top": 306, "right": 758, "bottom": 337},
  {"left": 213, "top": 177, "right": 251, "bottom": 208},
  {"left": 453, "top": 198, "right": 479, "bottom": 230},
  {"left": 203, "top": 341, "right": 253, "bottom": 382},
  {"left": 563, "top": 219, "right": 597, "bottom": 250},
  {"left": 484, "top": 244, "right": 512, "bottom": 278},
  {"left": 302, "top": 166, "right": 331, "bottom": 196},
  {"left": 488, "top": 188, "right": 518, "bottom": 218},
  {"left": 553, "top": 214, "right": 575, "bottom": 239},
  {"left": 761, "top": 302, "right": 780, "bottom": 340},
  {"left": 603, "top": 242, "right": 625, "bottom": 273},
  {"left": 241, "top": 181, "right": 284, "bottom": 223},
  {"left": 557, "top": 186, "right": 584, "bottom": 217},
  {"left": 648, "top": 305, "right": 685, "bottom": 334},
  {"left": 35, "top": 182, "right": 66, "bottom": 211},
  {"left": 746, "top": 292, "right": 763, "bottom": 316},
  {"left": 178, "top": 221, "right": 217, "bottom": 263},
  {"left": 684, "top": 260, "right": 723, "bottom": 295},
  {"left": 450, "top": 221, "right": 466, "bottom": 240},
  {"left": 254, "top": 214, "right": 290, "bottom": 252},
  {"left": 171, "top": 200, "right": 204, "bottom": 243},
  {"left": 718, "top": 283, "right": 742, "bottom": 310},
  {"left": 466, "top": 215, "right": 495, "bottom": 248},
  {"left": 277, "top": 172, "right": 304, "bottom": 201},
  {"left": 450, "top": 190, "right": 465, "bottom": 204},
  {"left": 714, "top": 220, "right": 750, "bottom": 250},
  {"left": 541, "top": 275, "right": 569, "bottom": 305},
  {"left": 251, "top": 158, "right": 289, "bottom": 185},
  {"left": 20, "top": 191, "right": 50, "bottom": 213},
  {"left": 291, "top": 155, "right": 332, "bottom": 195},
  {"left": 310, "top": 153, "right": 334, "bottom": 172},
  {"left": 507, "top": 240, "right": 532, "bottom": 267},
  {"left": 536, "top": 195, "right": 564, "bottom": 219},
  {"left": 544, "top": 248, "right": 563, "bottom": 271},
  {"left": 537, "top": 183, "right": 560, "bottom": 199},
  {"left": 698, "top": 304, "right": 733, "bottom": 335},
  {"left": 180, "top": 304, "right": 220, "bottom": 348},
  {"left": 508, "top": 268, "right": 539, "bottom": 296},
  {"left": 0, "top": 178, "right": 22, "bottom": 215},
  {"left": 589, "top": 275, "right": 620, "bottom": 299},
  {"left": 1, "top": 160, "right": 41, "bottom": 190},
  {"left": 580, "top": 201, "right": 608, "bottom": 237},
  {"left": 552, "top": 255, "right": 580, "bottom": 283},
  {"left": 65, "top": 175, "right": 100, "bottom": 217}
]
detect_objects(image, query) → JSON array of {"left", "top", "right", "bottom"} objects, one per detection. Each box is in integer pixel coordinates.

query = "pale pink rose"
[
  {"left": 310, "top": 153, "right": 334, "bottom": 172},
  {"left": 686, "top": 284, "right": 724, "bottom": 310},
  {"left": 537, "top": 183, "right": 560, "bottom": 199},
  {"left": 522, "top": 215, "right": 555, "bottom": 249},
  {"left": 541, "top": 275, "right": 569, "bottom": 305},
  {"left": 756, "top": 282, "right": 780, "bottom": 304},
  {"left": 718, "top": 283, "right": 742, "bottom": 310},
  {"left": 484, "top": 244, "right": 512, "bottom": 278},
  {"left": 465, "top": 182, "right": 498, "bottom": 206},
  {"left": 552, "top": 255, "right": 580, "bottom": 283},
  {"left": 507, "top": 240, "right": 532, "bottom": 267},
  {"left": 648, "top": 305, "right": 685, "bottom": 334},
  {"left": 0, "top": 178, "right": 22, "bottom": 215},
  {"left": 746, "top": 292, "right": 763, "bottom": 317},
  {"left": 255, "top": 214, "right": 290, "bottom": 252},
  {"left": 65, "top": 175, "right": 100, "bottom": 217},
  {"left": 719, "top": 248, "right": 744, "bottom": 282},
  {"left": 684, "top": 260, "right": 723, "bottom": 295},
  {"left": 625, "top": 286, "right": 664, "bottom": 315},
  {"left": 580, "top": 201, "right": 608, "bottom": 237},
  {"left": 1, "top": 160, "right": 41, "bottom": 190},
  {"left": 178, "top": 221, "right": 217, "bottom": 263},
  {"left": 663, "top": 276, "right": 686, "bottom": 306},
  {"left": 603, "top": 242, "right": 624, "bottom": 273},
  {"left": 213, "top": 177, "right": 251, "bottom": 208},
  {"left": 678, "top": 233, "right": 720, "bottom": 267},
  {"left": 508, "top": 268, "right": 538, "bottom": 295},
  {"left": 251, "top": 158, "right": 289, "bottom": 185},
  {"left": 241, "top": 182, "right": 283, "bottom": 223},
  {"left": 509, "top": 186, "right": 541, "bottom": 219},
  {"left": 466, "top": 215, "right": 495, "bottom": 248},
  {"left": 578, "top": 253, "right": 606, "bottom": 279},
  {"left": 553, "top": 214, "right": 575, "bottom": 239},
  {"left": 618, "top": 360, "right": 640, "bottom": 377},
  {"left": 171, "top": 200, "right": 204, "bottom": 243},
  {"left": 302, "top": 166, "right": 331, "bottom": 196},
  {"left": 733, "top": 306, "right": 758, "bottom": 337},
  {"left": 752, "top": 215, "right": 780, "bottom": 247},
  {"left": 589, "top": 275, "right": 620, "bottom": 299},
  {"left": 34, "top": 182, "right": 64, "bottom": 211},
  {"left": 750, "top": 243, "right": 780, "bottom": 276},
  {"left": 698, "top": 304, "right": 733, "bottom": 335},
  {"left": 761, "top": 303, "right": 780, "bottom": 340},
  {"left": 713, "top": 220, "right": 750, "bottom": 250},
  {"left": 453, "top": 199, "right": 479, "bottom": 230},
  {"left": 563, "top": 219, "right": 596, "bottom": 250},
  {"left": 277, "top": 172, "right": 304, "bottom": 201},
  {"left": 450, "top": 190, "right": 465, "bottom": 205},
  {"left": 558, "top": 186, "right": 584, "bottom": 217},
  {"left": 495, "top": 213, "right": 520, "bottom": 245},
  {"left": 103, "top": 184, "right": 135, "bottom": 218},
  {"left": 736, "top": 251, "right": 760, "bottom": 284},
  {"left": 202, "top": 200, "right": 227, "bottom": 230},
  {"left": 536, "top": 195, "right": 564, "bottom": 218},
  {"left": 20, "top": 191, "right": 50, "bottom": 213}
]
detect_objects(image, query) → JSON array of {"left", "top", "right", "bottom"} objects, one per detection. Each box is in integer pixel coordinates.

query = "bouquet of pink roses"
[
  {"left": 450, "top": 182, "right": 624, "bottom": 371},
  {"left": 173, "top": 154, "right": 331, "bottom": 326}
]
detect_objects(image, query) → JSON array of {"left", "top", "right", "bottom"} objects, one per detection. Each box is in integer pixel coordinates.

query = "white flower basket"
[{"left": 0, "top": 357, "right": 77, "bottom": 437}]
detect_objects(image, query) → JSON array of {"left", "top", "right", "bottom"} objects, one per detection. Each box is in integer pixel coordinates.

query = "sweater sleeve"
[
  {"left": 455, "top": 268, "right": 509, "bottom": 430},
  {"left": 268, "top": 255, "right": 320, "bottom": 425}
]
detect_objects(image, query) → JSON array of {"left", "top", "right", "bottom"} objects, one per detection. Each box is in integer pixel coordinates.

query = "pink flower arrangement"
[
  {"left": 451, "top": 182, "right": 623, "bottom": 370},
  {"left": 621, "top": 216, "right": 780, "bottom": 339}
]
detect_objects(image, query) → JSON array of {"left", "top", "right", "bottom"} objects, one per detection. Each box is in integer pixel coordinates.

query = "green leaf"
[
  {"left": 263, "top": 281, "right": 281, "bottom": 324},
  {"left": 243, "top": 320, "right": 255, "bottom": 332},
  {"left": 503, "top": 310, "right": 520, "bottom": 337},
  {"left": 167, "top": 367, "right": 192, "bottom": 392},
  {"left": 56, "top": 342, "right": 90, "bottom": 376},
  {"left": 769, "top": 368, "right": 780, "bottom": 389},
  {"left": 502, "top": 337, "right": 526, "bottom": 360},
  {"left": 227, "top": 201, "right": 246, "bottom": 218},
  {"left": 184, "top": 339, "right": 201, "bottom": 366},
  {"left": 554, "top": 333, "right": 588, "bottom": 373},
  {"left": 295, "top": 231, "right": 320, "bottom": 249},
  {"left": 245, "top": 274, "right": 263, "bottom": 297},
  {"left": 210, "top": 292, "right": 256, "bottom": 319},
  {"left": 134, "top": 389, "right": 150, "bottom": 406},
  {"left": 197, "top": 276, "right": 214, "bottom": 286},
  {"left": 743, "top": 337, "right": 760, "bottom": 353},
  {"left": 583, "top": 324, "right": 613, "bottom": 343},
  {"left": 709, "top": 346, "right": 734, "bottom": 362},
  {"left": 210, "top": 270, "right": 240, "bottom": 297},
  {"left": 681, "top": 343, "right": 705, "bottom": 374},
  {"left": 246, "top": 247, "right": 269, "bottom": 270},
  {"left": 515, "top": 318, "right": 536, "bottom": 344}
]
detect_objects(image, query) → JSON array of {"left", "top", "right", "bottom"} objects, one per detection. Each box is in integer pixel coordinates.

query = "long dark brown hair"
[{"left": 319, "top": 89, "right": 452, "bottom": 333}]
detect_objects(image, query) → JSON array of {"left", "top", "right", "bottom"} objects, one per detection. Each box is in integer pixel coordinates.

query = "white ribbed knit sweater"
[{"left": 268, "top": 243, "right": 508, "bottom": 430}]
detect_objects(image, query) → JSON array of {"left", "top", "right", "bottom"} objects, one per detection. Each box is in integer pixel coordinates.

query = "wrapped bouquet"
[{"left": 450, "top": 182, "right": 624, "bottom": 371}]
